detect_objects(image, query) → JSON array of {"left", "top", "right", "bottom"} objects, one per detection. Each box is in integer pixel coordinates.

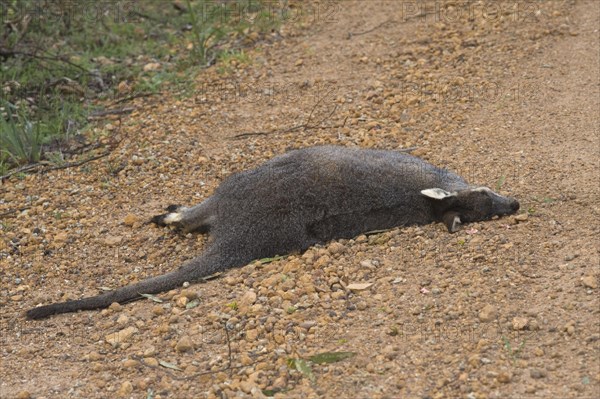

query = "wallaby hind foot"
[{"left": 151, "top": 199, "right": 216, "bottom": 234}]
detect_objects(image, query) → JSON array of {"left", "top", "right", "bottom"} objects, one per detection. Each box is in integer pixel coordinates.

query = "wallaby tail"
[
  {"left": 26, "top": 240, "right": 249, "bottom": 320},
  {"left": 26, "top": 266, "right": 192, "bottom": 320}
]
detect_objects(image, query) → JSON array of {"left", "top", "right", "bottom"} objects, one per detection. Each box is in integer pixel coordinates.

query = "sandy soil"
[{"left": 1, "top": 1, "right": 598, "bottom": 398}]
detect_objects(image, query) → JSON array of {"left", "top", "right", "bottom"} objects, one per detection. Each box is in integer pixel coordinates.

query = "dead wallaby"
[{"left": 26, "top": 146, "right": 519, "bottom": 319}]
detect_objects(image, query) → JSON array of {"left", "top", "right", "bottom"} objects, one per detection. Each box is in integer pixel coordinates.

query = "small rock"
[
  {"left": 240, "top": 380, "right": 255, "bottom": 394},
  {"left": 152, "top": 305, "right": 165, "bottom": 316},
  {"left": 88, "top": 351, "right": 103, "bottom": 361},
  {"left": 525, "top": 385, "right": 536, "bottom": 393},
  {"left": 123, "top": 214, "right": 139, "bottom": 226},
  {"left": 295, "top": 59, "right": 303, "bottom": 66},
  {"left": 16, "top": 390, "right": 31, "bottom": 399},
  {"left": 359, "top": 259, "right": 375, "bottom": 268},
  {"left": 117, "top": 81, "right": 130, "bottom": 93},
  {"left": 117, "top": 381, "right": 133, "bottom": 397},
  {"left": 299, "top": 321, "right": 317, "bottom": 329},
  {"left": 245, "top": 328, "right": 259, "bottom": 342},
  {"left": 181, "top": 288, "right": 198, "bottom": 300},
  {"left": 582, "top": 275, "right": 597, "bottom": 289},
  {"left": 109, "top": 302, "right": 122, "bottom": 312},
  {"left": 530, "top": 368, "right": 547, "bottom": 379},
  {"left": 383, "top": 345, "right": 398, "bottom": 360},
  {"left": 123, "top": 359, "right": 139, "bottom": 368},
  {"left": 175, "top": 296, "right": 188, "bottom": 308},
  {"left": 143, "top": 62, "right": 161, "bottom": 72},
  {"left": 143, "top": 346, "right": 157, "bottom": 357},
  {"left": 105, "top": 326, "right": 138, "bottom": 346},
  {"left": 497, "top": 372, "right": 512, "bottom": 383},
  {"left": 514, "top": 213, "right": 528, "bottom": 222},
  {"left": 347, "top": 282, "right": 373, "bottom": 291},
  {"left": 131, "top": 155, "right": 145, "bottom": 165},
  {"left": 176, "top": 335, "right": 194, "bottom": 352},
  {"left": 239, "top": 290, "right": 257, "bottom": 309},
  {"left": 512, "top": 317, "right": 529, "bottom": 331},
  {"left": 103, "top": 235, "right": 123, "bottom": 247},
  {"left": 328, "top": 242, "right": 346, "bottom": 255},
  {"left": 144, "top": 357, "right": 159, "bottom": 367},
  {"left": 54, "top": 232, "right": 68, "bottom": 243},
  {"left": 478, "top": 304, "right": 497, "bottom": 322},
  {"left": 564, "top": 254, "right": 578, "bottom": 261}
]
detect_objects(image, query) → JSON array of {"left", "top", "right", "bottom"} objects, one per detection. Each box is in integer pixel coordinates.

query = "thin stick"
[
  {"left": 232, "top": 88, "right": 338, "bottom": 139},
  {"left": 88, "top": 107, "right": 134, "bottom": 118}
]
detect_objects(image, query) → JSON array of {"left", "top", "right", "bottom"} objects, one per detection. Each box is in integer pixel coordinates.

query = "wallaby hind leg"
[{"left": 151, "top": 198, "right": 216, "bottom": 233}]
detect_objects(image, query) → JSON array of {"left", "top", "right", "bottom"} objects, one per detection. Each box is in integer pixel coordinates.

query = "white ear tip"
[{"left": 421, "top": 188, "right": 456, "bottom": 200}]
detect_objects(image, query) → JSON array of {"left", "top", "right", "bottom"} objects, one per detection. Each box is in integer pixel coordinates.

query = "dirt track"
[{"left": 1, "top": 1, "right": 599, "bottom": 398}]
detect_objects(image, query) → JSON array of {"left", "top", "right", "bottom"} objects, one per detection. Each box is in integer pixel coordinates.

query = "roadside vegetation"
[{"left": 0, "top": 0, "right": 281, "bottom": 176}]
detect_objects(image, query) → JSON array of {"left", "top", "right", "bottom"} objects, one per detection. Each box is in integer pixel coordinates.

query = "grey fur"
[{"left": 26, "top": 146, "right": 519, "bottom": 319}]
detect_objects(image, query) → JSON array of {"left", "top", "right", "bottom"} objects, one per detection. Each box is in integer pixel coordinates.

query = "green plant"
[
  {"left": 0, "top": 103, "right": 44, "bottom": 166},
  {"left": 185, "top": 0, "right": 227, "bottom": 65},
  {"left": 503, "top": 336, "right": 526, "bottom": 364},
  {"left": 286, "top": 306, "right": 297, "bottom": 314},
  {"left": 496, "top": 175, "right": 506, "bottom": 191}
]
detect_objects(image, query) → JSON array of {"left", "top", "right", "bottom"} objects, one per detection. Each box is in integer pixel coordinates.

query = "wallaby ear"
[{"left": 420, "top": 188, "right": 456, "bottom": 200}]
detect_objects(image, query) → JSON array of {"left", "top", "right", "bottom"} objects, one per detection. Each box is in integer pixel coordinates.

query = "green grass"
[{"left": 1, "top": 0, "right": 281, "bottom": 173}]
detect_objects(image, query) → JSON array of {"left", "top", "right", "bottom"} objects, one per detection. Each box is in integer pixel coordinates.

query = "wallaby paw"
[
  {"left": 166, "top": 204, "right": 183, "bottom": 212},
  {"left": 151, "top": 205, "right": 185, "bottom": 227}
]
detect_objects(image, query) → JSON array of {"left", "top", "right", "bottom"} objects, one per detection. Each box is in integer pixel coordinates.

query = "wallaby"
[{"left": 26, "top": 146, "right": 519, "bottom": 319}]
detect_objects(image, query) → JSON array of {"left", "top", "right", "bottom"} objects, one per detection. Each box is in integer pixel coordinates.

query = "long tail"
[{"left": 26, "top": 243, "right": 235, "bottom": 320}]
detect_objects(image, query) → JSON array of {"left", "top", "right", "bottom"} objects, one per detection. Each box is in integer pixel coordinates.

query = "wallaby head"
[{"left": 421, "top": 186, "right": 519, "bottom": 232}]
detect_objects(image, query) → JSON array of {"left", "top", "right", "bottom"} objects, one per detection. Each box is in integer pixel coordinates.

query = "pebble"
[
  {"left": 105, "top": 326, "right": 138, "bottom": 346},
  {"left": 117, "top": 381, "right": 134, "bottom": 397},
  {"left": 54, "top": 232, "right": 68, "bottom": 243},
  {"left": 478, "top": 304, "right": 497, "bottom": 322},
  {"left": 123, "top": 359, "right": 139, "bottom": 368},
  {"left": 512, "top": 317, "right": 529, "bottom": 331},
  {"left": 328, "top": 242, "right": 346, "bottom": 255},
  {"left": 581, "top": 275, "right": 597, "bottom": 289},
  {"left": 123, "top": 214, "right": 139, "bottom": 226},
  {"left": 152, "top": 305, "right": 165, "bottom": 316},
  {"left": 530, "top": 368, "right": 547, "bottom": 379},
  {"left": 144, "top": 357, "right": 159, "bottom": 367},
  {"left": 497, "top": 372, "right": 512, "bottom": 383},
  {"left": 109, "top": 302, "right": 122, "bottom": 311},
  {"left": 514, "top": 214, "right": 528, "bottom": 222},
  {"left": 239, "top": 290, "right": 257, "bottom": 310},
  {"left": 181, "top": 288, "right": 198, "bottom": 300},
  {"left": 246, "top": 328, "right": 259, "bottom": 342},
  {"left": 16, "top": 391, "right": 31, "bottom": 399},
  {"left": 175, "top": 296, "right": 188, "bottom": 308},
  {"left": 103, "top": 235, "right": 123, "bottom": 246},
  {"left": 176, "top": 335, "right": 194, "bottom": 352},
  {"left": 88, "top": 351, "right": 103, "bottom": 361},
  {"left": 143, "top": 346, "right": 157, "bottom": 357}
]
